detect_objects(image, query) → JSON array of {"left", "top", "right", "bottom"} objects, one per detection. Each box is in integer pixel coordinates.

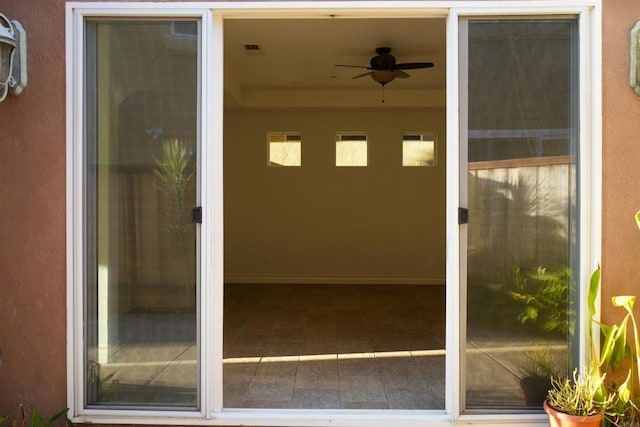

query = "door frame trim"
[{"left": 66, "top": 2, "right": 602, "bottom": 425}]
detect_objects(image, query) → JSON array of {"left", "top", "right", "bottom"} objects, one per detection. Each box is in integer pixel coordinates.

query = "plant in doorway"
[{"left": 544, "top": 211, "right": 640, "bottom": 427}]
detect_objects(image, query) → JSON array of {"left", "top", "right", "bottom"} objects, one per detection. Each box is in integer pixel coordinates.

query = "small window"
[
  {"left": 336, "top": 133, "right": 367, "bottom": 167},
  {"left": 269, "top": 132, "right": 301, "bottom": 166},
  {"left": 403, "top": 133, "right": 436, "bottom": 167}
]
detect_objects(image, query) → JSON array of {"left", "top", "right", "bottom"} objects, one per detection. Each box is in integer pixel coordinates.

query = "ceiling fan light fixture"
[{"left": 370, "top": 70, "right": 396, "bottom": 86}]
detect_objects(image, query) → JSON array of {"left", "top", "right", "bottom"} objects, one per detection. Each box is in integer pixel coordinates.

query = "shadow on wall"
[{"left": 466, "top": 161, "right": 575, "bottom": 336}]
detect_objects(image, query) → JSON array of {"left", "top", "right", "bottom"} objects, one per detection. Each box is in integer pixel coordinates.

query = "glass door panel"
[
  {"left": 463, "top": 18, "right": 579, "bottom": 411},
  {"left": 85, "top": 20, "right": 200, "bottom": 408}
]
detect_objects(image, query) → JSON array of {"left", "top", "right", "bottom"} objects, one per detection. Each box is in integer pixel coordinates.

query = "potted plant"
[
  {"left": 544, "top": 267, "right": 640, "bottom": 426},
  {"left": 544, "top": 211, "right": 640, "bottom": 426},
  {"left": 519, "top": 347, "right": 558, "bottom": 407},
  {"left": 544, "top": 368, "right": 611, "bottom": 427}
]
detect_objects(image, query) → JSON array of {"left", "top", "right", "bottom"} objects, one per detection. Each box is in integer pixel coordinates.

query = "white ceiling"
[{"left": 223, "top": 18, "right": 447, "bottom": 109}]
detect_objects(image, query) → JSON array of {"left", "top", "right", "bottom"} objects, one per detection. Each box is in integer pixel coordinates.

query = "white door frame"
[{"left": 66, "top": 2, "right": 601, "bottom": 425}]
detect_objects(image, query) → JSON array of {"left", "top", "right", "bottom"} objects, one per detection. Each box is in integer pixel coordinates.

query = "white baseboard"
[{"left": 224, "top": 274, "right": 445, "bottom": 285}]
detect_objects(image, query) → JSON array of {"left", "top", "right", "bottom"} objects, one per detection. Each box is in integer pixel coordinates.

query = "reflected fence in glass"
[{"left": 465, "top": 19, "right": 579, "bottom": 411}]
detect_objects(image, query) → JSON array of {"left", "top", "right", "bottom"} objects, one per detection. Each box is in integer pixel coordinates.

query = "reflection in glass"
[
  {"left": 465, "top": 19, "right": 579, "bottom": 411},
  {"left": 85, "top": 21, "right": 199, "bottom": 407}
]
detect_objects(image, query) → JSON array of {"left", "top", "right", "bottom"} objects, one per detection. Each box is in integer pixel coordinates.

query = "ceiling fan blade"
[
  {"left": 395, "top": 70, "right": 410, "bottom": 79},
  {"left": 335, "top": 64, "right": 370, "bottom": 69},
  {"left": 395, "top": 62, "right": 435, "bottom": 70},
  {"left": 352, "top": 71, "right": 373, "bottom": 79}
]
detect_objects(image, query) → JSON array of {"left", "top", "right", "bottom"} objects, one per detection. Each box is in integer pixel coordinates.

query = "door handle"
[
  {"left": 192, "top": 206, "right": 202, "bottom": 224},
  {"left": 458, "top": 207, "right": 469, "bottom": 225}
]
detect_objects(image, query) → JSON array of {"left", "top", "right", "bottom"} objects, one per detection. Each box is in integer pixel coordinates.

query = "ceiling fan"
[{"left": 336, "top": 47, "right": 434, "bottom": 87}]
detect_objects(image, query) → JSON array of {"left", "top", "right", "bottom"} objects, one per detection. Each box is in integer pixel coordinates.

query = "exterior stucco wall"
[
  {"left": 0, "top": 0, "right": 68, "bottom": 415},
  {"left": 0, "top": 0, "right": 638, "bottom": 418},
  {"left": 602, "top": 2, "right": 640, "bottom": 319}
]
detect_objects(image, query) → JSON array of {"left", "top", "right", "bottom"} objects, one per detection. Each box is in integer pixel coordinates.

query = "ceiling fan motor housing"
[{"left": 371, "top": 47, "right": 396, "bottom": 70}]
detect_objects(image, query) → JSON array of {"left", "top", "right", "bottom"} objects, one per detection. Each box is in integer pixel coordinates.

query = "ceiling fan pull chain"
[{"left": 381, "top": 85, "right": 385, "bottom": 103}]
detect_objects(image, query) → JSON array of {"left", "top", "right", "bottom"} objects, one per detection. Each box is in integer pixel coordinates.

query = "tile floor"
[
  {"left": 96, "top": 283, "right": 563, "bottom": 410},
  {"left": 223, "top": 284, "right": 446, "bottom": 409}
]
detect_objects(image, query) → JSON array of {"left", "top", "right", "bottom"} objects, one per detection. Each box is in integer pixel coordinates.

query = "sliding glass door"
[
  {"left": 461, "top": 17, "right": 579, "bottom": 411},
  {"left": 68, "top": 4, "right": 599, "bottom": 423},
  {"left": 84, "top": 19, "right": 200, "bottom": 407}
]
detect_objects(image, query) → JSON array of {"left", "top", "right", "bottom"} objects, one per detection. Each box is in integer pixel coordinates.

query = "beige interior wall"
[{"left": 224, "top": 108, "right": 446, "bottom": 284}]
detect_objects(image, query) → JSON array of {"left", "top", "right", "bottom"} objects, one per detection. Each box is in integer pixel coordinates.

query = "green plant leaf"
[
  {"left": 599, "top": 324, "right": 621, "bottom": 367},
  {"left": 589, "top": 365, "right": 608, "bottom": 404},
  {"left": 618, "top": 371, "right": 632, "bottom": 404},
  {"left": 46, "top": 409, "right": 69, "bottom": 427},
  {"left": 524, "top": 306, "right": 538, "bottom": 321},
  {"left": 596, "top": 321, "right": 612, "bottom": 335},
  {"left": 611, "top": 319, "right": 628, "bottom": 369},
  {"left": 612, "top": 295, "right": 636, "bottom": 310},
  {"left": 31, "top": 408, "right": 44, "bottom": 427},
  {"left": 588, "top": 268, "right": 600, "bottom": 321}
]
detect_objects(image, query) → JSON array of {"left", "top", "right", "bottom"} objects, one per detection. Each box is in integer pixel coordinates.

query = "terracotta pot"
[{"left": 543, "top": 400, "right": 603, "bottom": 427}]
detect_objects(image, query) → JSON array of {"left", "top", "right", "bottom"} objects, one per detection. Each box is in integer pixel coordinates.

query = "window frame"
[
  {"left": 66, "top": 2, "right": 601, "bottom": 425},
  {"left": 402, "top": 132, "right": 437, "bottom": 167},
  {"left": 268, "top": 132, "right": 302, "bottom": 167},
  {"left": 335, "top": 132, "right": 368, "bottom": 167}
]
